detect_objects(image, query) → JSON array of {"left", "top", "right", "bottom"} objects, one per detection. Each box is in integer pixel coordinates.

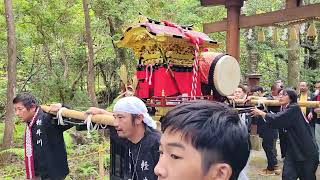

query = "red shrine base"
[{"left": 136, "top": 66, "right": 201, "bottom": 99}]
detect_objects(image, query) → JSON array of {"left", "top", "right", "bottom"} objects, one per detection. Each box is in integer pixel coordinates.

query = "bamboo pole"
[
  {"left": 233, "top": 99, "right": 320, "bottom": 107},
  {"left": 41, "top": 99, "right": 320, "bottom": 125},
  {"left": 40, "top": 105, "right": 115, "bottom": 126}
]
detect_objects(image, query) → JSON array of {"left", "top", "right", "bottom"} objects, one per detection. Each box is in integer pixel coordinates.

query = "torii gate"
[{"left": 200, "top": 0, "right": 320, "bottom": 61}]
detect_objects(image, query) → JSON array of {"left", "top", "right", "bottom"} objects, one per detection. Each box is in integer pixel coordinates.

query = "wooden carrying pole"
[
  {"left": 233, "top": 99, "right": 320, "bottom": 107},
  {"left": 41, "top": 100, "right": 320, "bottom": 124},
  {"left": 41, "top": 105, "right": 115, "bottom": 126}
]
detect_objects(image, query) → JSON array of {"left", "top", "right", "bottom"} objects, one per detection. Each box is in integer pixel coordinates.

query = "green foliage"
[
  {"left": 104, "top": 153, "right": 110, "bottom": 169},
  {"left": 0, "top": 122, "right": 4, "bottom": 143},
  {"left": 239, "top": 0, "right": 320, "bottom": 89},
  {"left": 0, "top": 148, "right": 24, "bottom": 159},
  {"left": 0, "top": 121, "right": 24, "bottom": 145},
  {"left": 13, "top": 122, "right": 25, "bottom": 145},
  {"left": 65, "top": 131, "right": 110, "bottom": 179},
  {"left": 63, "top": 131, "right": 74, "bottom": 153},
  {"left": 301, "top": 68, "right": 320, "bottom": 91},
  {"left": 0, "top": 161, "right": 24, "bottom": 179},
  {"left": 76, "top": 161, "right": 99, "bottom": 178},
  {"left": 243, "top": 0, "right": 284, "bottom": 15}
]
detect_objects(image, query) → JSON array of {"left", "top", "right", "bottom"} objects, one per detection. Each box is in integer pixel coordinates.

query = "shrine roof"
[{"left": 116, "top": 20, "right": 219, "bottom": 49}]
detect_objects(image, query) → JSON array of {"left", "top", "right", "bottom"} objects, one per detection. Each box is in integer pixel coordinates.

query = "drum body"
[{"left": 199, "top": 52, "right": 240, "bottom": 97}]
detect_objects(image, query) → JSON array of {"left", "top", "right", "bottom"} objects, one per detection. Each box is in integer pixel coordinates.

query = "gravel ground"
[{"left": 246, "top": 141, "right": 320, "bottom": 180}]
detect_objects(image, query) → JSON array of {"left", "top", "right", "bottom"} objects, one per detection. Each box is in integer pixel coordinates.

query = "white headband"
[{"left": 113, "top": 96, "right": 157, "bottom": 129}]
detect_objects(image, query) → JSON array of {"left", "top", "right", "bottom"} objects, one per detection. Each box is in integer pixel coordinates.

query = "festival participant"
[
  {"left": 13, "top": 92, "right": 72, "bottom": 180},
  {"left": 234, "top": 85, "right": 248, "bottom": 100},
  {"left": 310, "top": 80, "right": 320, "bottom": 161},
  {"left": 275, "top": 80, "right": 284, "bottom": 88},
  {"left": 251, "top": 88, "right": 319, "bottom": 180},
  {"left": 86, "top": 96, "right": 160, "bottom": 180},
  {"left": 298, "top": 81, "right": 315, "bottom": 136},
  {"left": 299, "top": 82, "right": 313, "bottom": 114},
  {"left": 227, "top": 84, "right": 248, "bottom": 106},
  {"left": 251, "top": 85, "right": 280, "bottom": 176},
  {"left": 269, "top": 81, "right": 287, "bottom": 160},
  {"left": 154, "top": 100, "right": 250, "bottom": 180}
]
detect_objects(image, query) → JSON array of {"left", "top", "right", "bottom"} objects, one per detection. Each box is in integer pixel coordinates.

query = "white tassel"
[
  {"left": 281, "top": 28, "right": 288, "bottom": 41},
  {"left": 267, "top": 26, "right": 273, "bottom": 37},
  {"left": 247, "top": 29, "right": 253, "bottom": 39}
]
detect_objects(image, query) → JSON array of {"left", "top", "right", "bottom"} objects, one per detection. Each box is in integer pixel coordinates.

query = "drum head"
[{"left": 213, "top": 55, "right": 240, "bottom": 96}]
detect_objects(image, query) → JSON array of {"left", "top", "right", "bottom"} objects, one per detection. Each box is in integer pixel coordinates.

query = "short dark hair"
[
  {"left": 251, "top": 85, "right": 264, "bottom": 93},
  {"left": 160, "top": 100, "right": 250, "bottom": 180},
  {"left": 282, "top": 88, "right": 298, "bottom": 103},
  {"left": 300, "top": 81, "right": 308, "bottom": 86},
  {"left": 271, "top": 84, "right": 283, "bottom": 94},
  {"left": 271, "top": 83, "right": 278, "bottom": 90},
  {"left": 13, "top": 92, "right": 39, "bottom": 110},
  {"left": 238, "top": 84, "right": 247, "bottom": 93}
]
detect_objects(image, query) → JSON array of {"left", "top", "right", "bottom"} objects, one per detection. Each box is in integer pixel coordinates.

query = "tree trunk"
[
  {"left": 247, "top": 50, "right": 259, "bottom": 74},
  {"left": 61, "top": 44, "right": 69, "bottom": 81},
  {"left": 275, "top": 59, "right": 280, "bottom": 80},
  {"left": 287, "top": 26, "right": 300, "bottom": 88},
  {"left": 20, "top": 46, "right": 38, "bottom": 92},
  {"left": 70, "top": 63, "right": 86, "bottom": 100},
  {"left": 82, "top": 0, "right": 98, "bottom": 106},
  {"left": 38, "top": 27, "right": 53, "bottom": 73},
  {"left": 107, "top": 16, "right": 126, "bottom": 66},
  {"left": 245, "top": 29, "right": 259, "bottom": 75},
  {"left": 286, "top": 0, "right": 301, "bottom": 89},
  {"left": 2, "top": 0, "right": 17, "bottom": 151},
  {"left": 315, "top": 23, "right": 320, "bottom": 68}
]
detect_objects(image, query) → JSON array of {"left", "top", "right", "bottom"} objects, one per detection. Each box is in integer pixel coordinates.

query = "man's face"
[
  {"left": 271, "top": 86, "right": 281, "bottom": 96},
  {"left": 252, "top": 91, "right": 263, "bottom": 97},
  {"left": 234, "top": 88, "right": 245, "bottom": 99},
  {"left": 299, "top": 82, "right": 308, "bottom": 93},
  {"left": 113, "top": 112, "right": 135, "bottom": 139},
  {"left": 14, "top": 102, "right": 36, "bottom": 122},
  {"left": 155, "top": 130, "right": 229, "bottom": 180},
  {"left": 279, "top": 90, "right": 290, "bottom": 105}
]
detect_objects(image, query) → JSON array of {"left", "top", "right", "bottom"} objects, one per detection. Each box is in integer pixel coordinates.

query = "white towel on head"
[{"left": 113, "top": 96, "right": 157, "bottom": 129}]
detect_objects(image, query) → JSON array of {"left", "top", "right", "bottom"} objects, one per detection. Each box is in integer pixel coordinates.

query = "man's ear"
[
  {"left": 30, "top": 104, "right": 37, "bottom": 112},
  {"left": 135, "top": 114, "right": 144, "bottom": 125},
  {"left": 206, "top": 163, "right": 232, "bottom": 180}
]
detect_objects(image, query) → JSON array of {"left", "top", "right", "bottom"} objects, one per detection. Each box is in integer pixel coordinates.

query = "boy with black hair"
[
  {"left": 154, "top": 100, "right": 250, "bottom": 180},
  {"left": 250, "top": 85, "right": 264, "bottom": 97}
]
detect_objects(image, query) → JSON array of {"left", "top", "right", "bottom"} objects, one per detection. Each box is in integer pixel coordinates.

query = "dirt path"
[{"left": 247, "top": 142, "right": 320, "bottom": 179}]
